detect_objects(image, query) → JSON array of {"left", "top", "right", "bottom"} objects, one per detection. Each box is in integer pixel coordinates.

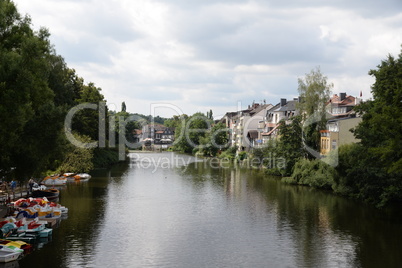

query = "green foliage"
[
  {"left": 290, "top": 158, "right": 335, "bottom": 189},
  {"left": 164, "top": 114, "right": 187, "bottom": 129},
  {"left": 92, "top": 147, "right": 124, "bottom": 168},
  {"left": 57, "top": 134, "right": 94, "bottom": 173},
  {"left": 218, "top": 146, "right": 237, "bottom": 161},
  {"left": 236, "top": 151, "right": 248, "bottom": 161},
  {"left": 206, "top": 109, "right": 213, "bottom": 120},
  {"left": 198, "top": 123, "right": 229, "bottom": 156},
  {"left": 277, "top": 116, "right": 305, "bottom": 175},
  {"left": 297, "top": 67, "right": 332, "bottom": 152},
  {"left": 72, "top": 82, "right": 105, "bottom": 141},
  {"left": 172, "top": 113, "right": 210, "bottom": 154},
  {"left": 0, "top": 1, "right": 116, "bottom": 178},
  {"left": 333, "top": 50, "right": 402, "bottom": 207},
  {"left": 110, "top": 110, "right": 142, "bottom": 147}
]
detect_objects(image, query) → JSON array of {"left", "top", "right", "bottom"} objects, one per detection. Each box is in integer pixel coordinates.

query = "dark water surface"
[{"left": 17, "top": 152, "right": 402, "bottom": 268}]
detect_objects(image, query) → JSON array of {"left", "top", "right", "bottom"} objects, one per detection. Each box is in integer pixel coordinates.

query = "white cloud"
[{"left": 15, "top": 0, "right": 402, "bottom": 118}]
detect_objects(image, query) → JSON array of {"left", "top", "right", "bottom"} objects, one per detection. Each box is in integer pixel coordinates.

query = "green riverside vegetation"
[{"left": 0, "top": 0, "right": 125, "bottom": 182}]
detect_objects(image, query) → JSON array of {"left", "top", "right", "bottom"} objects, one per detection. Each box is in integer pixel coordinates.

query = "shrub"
[{"left": 291, "top": 158, "right": 335, "bottom": 189}]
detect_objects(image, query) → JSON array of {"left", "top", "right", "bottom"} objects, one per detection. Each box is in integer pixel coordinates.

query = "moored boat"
[
  {"left": 31, "top": 186, "right": 59, "bottom": 200},
  {"left": 0, "top": 246, "right": 22, "bottom": 263},
  {"left": 0, "top": 240, "right": 32, "bottom": 255},
  {"left": 64, "top": 173, "right": 91, "bottom": 182},
  {"left": 42, "top": 175, "right": 67, "bottom": 186}
]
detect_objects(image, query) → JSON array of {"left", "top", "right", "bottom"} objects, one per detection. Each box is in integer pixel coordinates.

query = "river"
[{"left": 16, "top": 152, "right": 402, "bottom": 268}]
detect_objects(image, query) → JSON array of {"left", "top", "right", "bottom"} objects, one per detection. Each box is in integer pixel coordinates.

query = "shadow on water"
[
  {"left": 179, "top": 160, "right": 402, "bottom": 268},
  {"left": 18, "top": 162, "right": 130, "bottom": 268},
  {"left": 16, "top": 153, "right": 402, "bottom": 268}
]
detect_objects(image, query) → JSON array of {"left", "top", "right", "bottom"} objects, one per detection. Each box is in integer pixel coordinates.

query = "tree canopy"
[{"left": 0, "top": 0, "right": 110, "bottom": 179}]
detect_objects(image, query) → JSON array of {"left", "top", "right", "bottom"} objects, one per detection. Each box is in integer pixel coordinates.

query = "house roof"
[
  {"left": 249, "top": 104, "right": 273, "bottom": 116},
  {"left": 327, "top": 94, "right": 356, "bottom": 106},
  {"left": 265, "top": 103, "right": 281, "bottom": 115},
  {"left": 278, "top": 100, "right": 298, "bottom": 112}
]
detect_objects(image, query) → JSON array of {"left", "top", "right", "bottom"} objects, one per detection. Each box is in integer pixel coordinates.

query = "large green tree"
[
  {"left": 0, "top": 0, "right": 116, "bottom": 178},
  {"left": 297, "top": 67, "right": 332, "bottom": 152},
  {"left": 349, "top": 50, "right": 402, "bottom": 206},
  {"left": 277, "top": 115, "right": 305, "bottom": 175}
]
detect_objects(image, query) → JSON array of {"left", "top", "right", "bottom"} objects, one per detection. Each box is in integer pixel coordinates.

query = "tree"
[
  {"left": 297, "top": 67, "right": 332, "bottom": 152},
  {"left": 206, "top": 109, "right": 213, "bottom": 120},
  {"left": 0, "top": 0, "right": 117, "bottom": 178},
  {"left": 172, "top": 113, "right": 209, "bottom": 153},
  {"left": 277, "top": 116, "right": 305, "bottom": 176},
  {"left": 350, "top": 50, "right": 402, "bottom": 206},
  {"left": 57, "top": 133, "right": 94, "bottom": 173},
  {"left": 72, "top": 82, "right": 105, "bottom": 141},
  {"left": 199, "top": 122, "right": 228, "bottom": 156}
]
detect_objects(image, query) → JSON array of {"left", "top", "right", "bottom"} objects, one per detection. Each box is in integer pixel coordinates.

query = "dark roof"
[
  {"left": 266, "top": 103, "right": 280, "bottom": 115},
  {"left": 278, "top": 100, "right": 298, "bottom": 111},
  {"left": 249, "top": 104, "right": 272, "bottom": 116}
]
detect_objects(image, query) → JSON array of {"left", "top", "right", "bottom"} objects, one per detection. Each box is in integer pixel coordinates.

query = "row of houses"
[
  {"left": 133, "top": 124, "right": 175, "bottom": 145},
  {"left": 219, "top": 92, "right": 362, "bottom": 155}
]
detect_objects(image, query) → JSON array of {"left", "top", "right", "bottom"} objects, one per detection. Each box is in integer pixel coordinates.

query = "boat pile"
[
  {"left": 0, "top": 197, "right": 68, "bottom": 263},
  {"left": 41, "top": 173, "right": 91, "bottom": 186}
]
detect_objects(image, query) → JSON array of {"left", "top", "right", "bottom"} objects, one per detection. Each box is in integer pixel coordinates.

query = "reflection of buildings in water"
[
  {"left": 224, "top": 169, "right": 243, "bottom": 200},
  {"left": 301, "top": 206, "right": 359, "bottom": 268}
]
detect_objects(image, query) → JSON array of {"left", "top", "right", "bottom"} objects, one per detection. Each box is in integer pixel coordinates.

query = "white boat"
[
  {"left": 42, "top": 175, "right": 67, "bottom": 186},
  {"left": 0, "top": 246, "right": 22, "bottom": 263},
  {"left": 64, "top": 173, "right": 91, "bottom": 182}
]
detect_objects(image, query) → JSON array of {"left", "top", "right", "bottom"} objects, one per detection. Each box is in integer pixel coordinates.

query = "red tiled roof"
[{"left": 327, "top": 94, "right": 356, "bottom": 106}]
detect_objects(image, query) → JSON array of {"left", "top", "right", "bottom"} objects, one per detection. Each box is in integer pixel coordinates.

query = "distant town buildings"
[
  {"left": 220, "top": 92, "right": 362, "bottom": 154},
  {"left": 132, "top": 92, "right": 362, "bottom": 153}
]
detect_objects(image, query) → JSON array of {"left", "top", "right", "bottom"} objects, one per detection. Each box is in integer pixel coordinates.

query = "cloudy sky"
[{"left": 16, "top": 0, "right": 402, "bottom": 118}]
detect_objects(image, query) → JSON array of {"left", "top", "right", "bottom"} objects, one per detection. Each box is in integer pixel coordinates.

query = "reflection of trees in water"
[
  {"left": 178, "top": 162, "right": 402, "bottom": 268},
  {"left": 19, "top": 163, "right": 130, "bottom": 268},
  {"left": 245, "top": 171, "right": 402, "bottom": 268}
]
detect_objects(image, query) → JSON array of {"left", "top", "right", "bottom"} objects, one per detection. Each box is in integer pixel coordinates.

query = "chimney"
[
  {"left": 340, "top": 92, "right": 346, "bottom": 101},
  {"left": 280, "top": 98, "right": 287, "bottom": 107},
  {"left": 298, "top": 96, "right": 303, "bottom": 103}
]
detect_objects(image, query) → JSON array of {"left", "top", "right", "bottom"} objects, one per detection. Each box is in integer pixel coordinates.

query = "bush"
[
  {"left": 291, "top": 158, "right": 335, "bottom": 189},
  {"left": 236, "top": 151, "right": 248, "bottom": 161},
  {"left": 218, "top": 146, "right": 237, "bottom": 161}
]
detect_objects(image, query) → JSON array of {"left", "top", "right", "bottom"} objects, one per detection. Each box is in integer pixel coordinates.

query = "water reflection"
[{"left": 18, "top": 152, "right": 402, "bottom": 267}]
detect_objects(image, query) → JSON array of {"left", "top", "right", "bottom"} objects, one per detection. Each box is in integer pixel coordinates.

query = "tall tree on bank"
[
  {"left": 0, "top": 1, "right": 64, "bottom": 178},
  {"left": 0, "top": 0, "right": 115, "bottom": 178},
  {"left": 297, "top": 67, "right": 332, "bottom": 154},
  {"left": 349, "top": 50, "right": 402, "bottom": 206}
]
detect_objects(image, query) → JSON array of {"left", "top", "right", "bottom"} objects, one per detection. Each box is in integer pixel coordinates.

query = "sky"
[{"left": 16, "top": 0, "right": 402, "bottom": 119}]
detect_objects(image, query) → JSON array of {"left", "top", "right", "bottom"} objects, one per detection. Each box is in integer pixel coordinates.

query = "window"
[{"left": 332, "top": 140, "right": 337, "bottom": 149}]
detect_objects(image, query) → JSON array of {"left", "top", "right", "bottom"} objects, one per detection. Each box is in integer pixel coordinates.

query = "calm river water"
[{"left": 17, "top": 152, "right": 402, "bottom": 268}]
